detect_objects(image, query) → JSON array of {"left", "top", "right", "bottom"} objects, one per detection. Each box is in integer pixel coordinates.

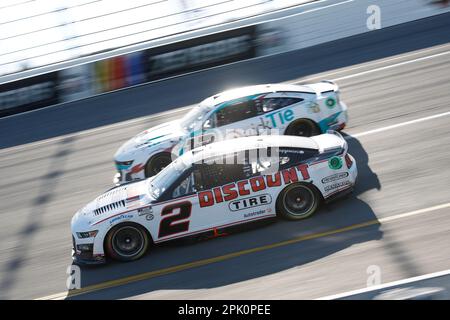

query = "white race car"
[
  {"left": 114, "top": 82, "right": 348, "bottom": 184},
  {"left": 72, "top": 132, "right": 357, "bottom": 264}
]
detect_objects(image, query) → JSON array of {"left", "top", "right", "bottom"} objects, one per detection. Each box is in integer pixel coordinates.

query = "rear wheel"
[
  {"left": 105, "top": 223, "right": 150, "bottom": 262},
  {"left": 145, "top": 153, "right": 172, "bottom": 177},
  {"left": 285, "top": 119, "right": 320, "bottom": 137},
  {"left": 277, "top": 183, "right": 319, "bottom": 220}
]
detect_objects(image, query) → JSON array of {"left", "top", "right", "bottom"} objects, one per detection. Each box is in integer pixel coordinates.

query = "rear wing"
[
  {"left": 307, "top": 80, "right": 340, "bottom": 97},
  {"left": 320, "top": 80, "right": 339, "bottom": 92},
  {"left": 326, "top": 130, "right": 348, "bottom": 154}
]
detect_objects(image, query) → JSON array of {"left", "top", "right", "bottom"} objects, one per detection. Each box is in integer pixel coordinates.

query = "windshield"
[
  {"left": 180, "top": 105, "right": 209, "bottom": 131},
  {"left": 148, "top": 158, "right": 189, "bottom": 199}
]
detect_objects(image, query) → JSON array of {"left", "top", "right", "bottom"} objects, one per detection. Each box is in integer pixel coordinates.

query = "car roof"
[
  {"left": 203, "top": 84, "right": 316, "bottom": 107},
  {"left": 185, "top": 135, "right": 319, "bottom": 164}
]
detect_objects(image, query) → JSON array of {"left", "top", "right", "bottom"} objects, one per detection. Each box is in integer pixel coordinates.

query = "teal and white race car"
[{"left": 114, "top": 81, "right": 348, "bottom": 184}]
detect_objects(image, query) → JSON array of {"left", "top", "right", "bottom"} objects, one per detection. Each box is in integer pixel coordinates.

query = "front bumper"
[
  {"left": 72, "top": 250, "right": 106, "bottom": 265},
  {"left": 72, "top": 236, "right": 106, "bottom": 265}
]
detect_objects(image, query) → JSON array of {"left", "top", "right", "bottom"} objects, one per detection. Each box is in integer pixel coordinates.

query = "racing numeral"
[{"left": 158, "top": 201, "right": 192, "bottom": 238}]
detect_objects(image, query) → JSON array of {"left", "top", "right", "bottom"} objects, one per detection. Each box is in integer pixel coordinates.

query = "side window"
[
  {"left": 260, "top": 97, "right": 303, "bottom": 113},
  {"left": 193, "top": 160, "right": 252, "bottom": 190},
  {"left": 215, "top": 100, "right": 258, "bottom": 127},
  {"left": 172, "top": 172, "right": 196, "bottom": 198},
  {"left": 278, "top": 147, "right": 319, "bottom": 169},
  {"left": 202, "top": 112, "right": 216, "bottom": 130},
  {"left": 247, "top": 148, "right": 279, "bottom": 175}
]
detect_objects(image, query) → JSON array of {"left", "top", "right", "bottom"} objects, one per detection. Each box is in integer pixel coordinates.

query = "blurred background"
[{"left": 0, "top": 0, "right": 309, "bottom": 76}]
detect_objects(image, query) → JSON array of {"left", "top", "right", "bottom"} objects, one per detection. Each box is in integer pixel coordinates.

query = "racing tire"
[
  {"left": 105, "top": 223, "right": 150, "bottom": 262},
  {"left": 276, "top": 183, "right": 320, "bottom": 220},
  {"left": 145, "top": 153, "right": 172, "bottom": 177},
  {"left": 285, "top": 119, "right": 320, "bottom": 137}
]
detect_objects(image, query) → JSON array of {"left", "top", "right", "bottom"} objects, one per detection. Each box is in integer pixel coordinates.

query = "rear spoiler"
[
  {"left": 326, "top": 130, "right": 348, "bottom": 154},
  {"left": 320, "top": 80, "right": 339, "bottom": 93}
]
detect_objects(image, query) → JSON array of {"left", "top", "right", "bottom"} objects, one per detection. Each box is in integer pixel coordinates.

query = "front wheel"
[
  {"left": 277, "top": 183, "right": 319, "bottom": 220},
  {"left": 285, "top": 119, "right": 320, "bottom": 137},
  {"left": 105, "top": 223, "right": 150, "bottom": 262},
  {"left": 145, "top": 153, "right": 172, "bottom": 177}
]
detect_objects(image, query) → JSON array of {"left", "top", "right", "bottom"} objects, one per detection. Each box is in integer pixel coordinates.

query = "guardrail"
[{"left": 1, "top": 0, "right": 449, "bottom": 117}]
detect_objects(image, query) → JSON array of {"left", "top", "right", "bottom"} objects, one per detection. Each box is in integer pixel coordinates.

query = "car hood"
[
  {"left": 72, "top": 179, "right": 152, "bottom": 229},
  {"left": 115, "top": 119, "right": 184, "bottom": 160}
]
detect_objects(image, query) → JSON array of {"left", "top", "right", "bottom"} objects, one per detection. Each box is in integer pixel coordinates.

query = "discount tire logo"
[{"left": 228, "top": 194, "right": 272, "bottom": 211}]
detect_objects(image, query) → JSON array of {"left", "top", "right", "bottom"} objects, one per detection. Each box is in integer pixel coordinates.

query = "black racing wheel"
[
  {"left": 277, "top": 183, "right": 319, "bottom": 220},
  {"left": 145, "top": 153, "right": 172, "bottom": 177},
  {"left": 105, "top": 223, "right": 150, "bottom": 262},
  {"left": 285, "top": 119, "right": 320, "bottom": 137}
]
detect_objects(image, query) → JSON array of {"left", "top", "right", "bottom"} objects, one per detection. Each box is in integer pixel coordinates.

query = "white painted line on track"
[
  {"left": 295, "top": 43, "right": 450, "bottom": 83},
  {"left": 317, "top": 268, "right": 450, "bottom": 300},
  {"left": 377, "top": 202, "right": 450, "bottom": 224},
  {"left": 332, "top": 50, "right": 450, "bottom": 81},
  {"left": 349, "top": 111, "right": 450, "bottom": 139}
]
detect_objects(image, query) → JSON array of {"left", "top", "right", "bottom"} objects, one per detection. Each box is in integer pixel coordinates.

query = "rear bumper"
[
  {"left": 319, "top": 104, "right": 348, "bottom": 132},
  {"left": 329, "top": 104, "right": 348, "bottom": 131},
  {"left": 324, "top": 185, "right": 354, "bottom": 203},
  {"left": 323, "top": 153, "right": 357, "bottom": 203}
]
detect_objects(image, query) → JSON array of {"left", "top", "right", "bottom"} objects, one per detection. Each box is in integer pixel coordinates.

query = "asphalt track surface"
[{"left": 0, "top": 13, "right": 450, "bottom": 300}]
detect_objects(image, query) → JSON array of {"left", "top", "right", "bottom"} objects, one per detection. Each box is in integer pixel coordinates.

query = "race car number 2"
[{"left": 158, "top": 201, "right": 192, "bottom": 238}]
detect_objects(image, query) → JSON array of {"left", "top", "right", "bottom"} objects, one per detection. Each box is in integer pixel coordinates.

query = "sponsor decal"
[
  {"left": 137, "top": 207, "right": 152, "bottom": 216},
  {"left": 198, "top": 164, "right": 310, "bottom": 208},
  {"left": 126, "top": 191, "right": 145, "bottom": 209},
  {"left": 328, "top": 156, "right": 343, "bottom": 170},
  {"left": 318, "top": 111, "right": 342, "bottom": 132},
  {"left": 92, "top": 51, "right": 146, "bottom": 94},
  {"left": 147, "top": 26, "right": 256, "bottom": 81},
  {"left": 307, "top": 102, "right": 321, "bottom": 113},
  {"left": 321, "top": 172, "right": 349, "bottom": 184},
  {"left": 264, "top": 108, "right": 294, "bottom": 128},
  {"left": 0, "top": 72, "right": 59, "bottom": 117},
  {"left": 244, "top": 209, "right": 267, "bottom": 218},
  {"left": 325, "top": 97, "right": 336, "bottom": 108},
  {"left": 145, "top": 214, "right": 154, "bottom": 221},
  {"left": 324, "top": 181, "right": 351, "bottom": 192},
  {"left": 110, "top": 214, "right": 133, "bottom": 224},
  {"left": 58, "top": 64, "right": 91, "bottom": 102},
  {"left": 228, "top": 194, "right": 272, "bottom": 211}
]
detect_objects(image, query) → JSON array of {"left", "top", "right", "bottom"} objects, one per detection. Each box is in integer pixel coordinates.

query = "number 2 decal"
[{"left": 158, "top": 201, "right": 192, "bottom": 238}]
